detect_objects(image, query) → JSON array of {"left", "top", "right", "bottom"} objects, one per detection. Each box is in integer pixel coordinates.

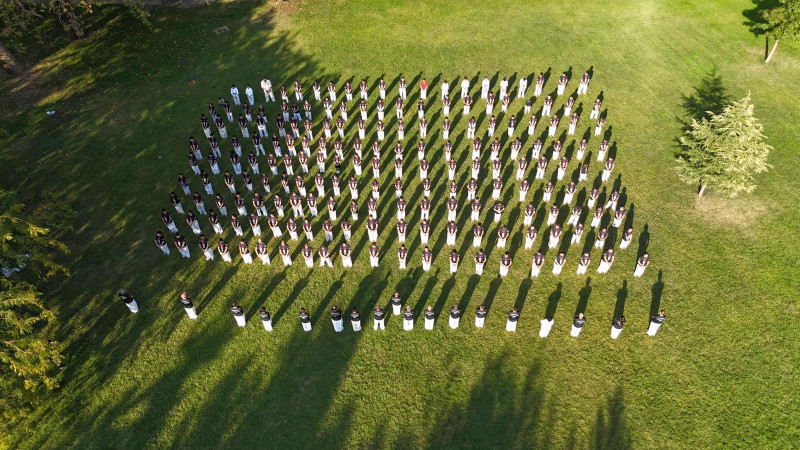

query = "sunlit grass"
[{"left": 1, "top": 0, "right": 799, "bottom": 448}]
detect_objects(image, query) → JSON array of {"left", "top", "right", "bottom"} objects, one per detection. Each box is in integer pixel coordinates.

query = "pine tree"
[
  {"left": 0, "top": 190, "right": 68, "bottom": 392},
  {"left": 676, "top": 94, "right": 772, "bottom": 198}
]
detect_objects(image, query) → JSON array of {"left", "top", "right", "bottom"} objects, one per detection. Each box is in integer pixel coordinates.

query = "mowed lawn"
[{"left": 1, "top": 0, "right": 799, "bottom": 447}]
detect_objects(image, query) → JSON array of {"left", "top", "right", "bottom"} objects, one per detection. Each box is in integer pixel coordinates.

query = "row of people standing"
[{"left": 119, "top": 290, "right": 666, "bottom": 338}]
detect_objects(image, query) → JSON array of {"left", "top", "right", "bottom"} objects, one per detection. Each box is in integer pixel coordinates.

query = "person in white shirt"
[
  {"left": 260, "top": 77, "right": 275, "bottom": 102},
  {"left": 480, "top": 76, "right": 490, "bottom": 99},
  {"left": 518, "top": 76, "right": 528, "bottom": 98},
  {"left": 244, "top": 84, "right": 255, "bottom": 105},
  {"left": 441, "top": 80, "right": 450, "bottom": 99},
  {"left": 460, "top": 76, "right": 470, "bottom": 98},
  {"left": 230, "top": 85, "right": 240, "bottom": 105},
  {"left": 498, "top": 77, "right": 509, "bottom": 99}
]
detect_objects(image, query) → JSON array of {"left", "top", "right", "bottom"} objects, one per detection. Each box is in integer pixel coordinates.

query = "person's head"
[
  {"left": 406, "top": 306, "right": 411, "bottom": 311},
  {"left": 352, "top": 307, "right": 358, "bottom": 313},
  {"left": 427, "top": 305, "right": 433, "bottom": 311},
  {"left": 375, "top": 305, "right": 381, "bottom": 311},
  {"left": 232, "top": 302, "right": 238, "bottom": 307},
  {"left": 578, "top": 312, "right": 584, "bottom": 319},
  {"left": 660, "top": 310, "right": 666, "bottom": 316},
  {"left": 300, "top": 307, "right": 306, "bottom": 313},
  {"left": 479, "top": 305, "right": 485, "bottom": 310},
  {"left": 512, "top": 307, "right": 517, "bottom": 313},
  {"left": 259, "top": 306, "right": 266, "bottom": 312},
  {"left": 643, "top": 252, "right": 649, "bottom": 258},
  {"left": 453, "top": 304, "right": 459, "bottom": 310},
  {"left": 332, "top": 305, "right": 338, "bottom": 311},
  {"left": 546, "top": 316, "right": 552, "bottom": 321},
  {"left": 118, "top": 289, "right": 126, "bottom": 296},
  {"left": 181, "top": 291, "right": 188, "bottom": 300}
]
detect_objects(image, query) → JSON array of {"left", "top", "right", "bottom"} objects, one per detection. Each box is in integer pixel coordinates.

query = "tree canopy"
[
  {"left": 676, "top": 94, "right": 773, "bottom": 197},
  {"left": 0, "top": 190, "right": 70, "bottom": 438}
]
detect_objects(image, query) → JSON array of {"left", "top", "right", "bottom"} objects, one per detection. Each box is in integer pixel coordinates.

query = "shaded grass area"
[{"left": 1, "top": 0, "right": 799, "bottom": 447}]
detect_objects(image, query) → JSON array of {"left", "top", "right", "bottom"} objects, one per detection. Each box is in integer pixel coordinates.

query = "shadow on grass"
[
  {"left": 425, "top": 353, "right": 546, "bottom": 448},
  {"left": 679, "top": 68, "right": 731, "bottom": 126}
]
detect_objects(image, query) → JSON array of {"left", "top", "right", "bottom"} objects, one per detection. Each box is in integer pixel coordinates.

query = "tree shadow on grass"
[
  {"left": 425, "top": 353, "right": 545, "bottom": 448},
  {"left": 592, "top": 385, "right": 631, "bottom": 450},
  {"left": 679, "top": 69, "right": 731, "bottom": 127}
]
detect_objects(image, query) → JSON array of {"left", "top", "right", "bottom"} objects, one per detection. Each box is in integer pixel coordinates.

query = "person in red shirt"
[{"left": 419, "top": 77, "right": 429, "bottom": 100}]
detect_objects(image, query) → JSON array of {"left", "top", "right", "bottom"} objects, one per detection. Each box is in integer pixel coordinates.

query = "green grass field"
[{"left": 2, "top": 0, "right": 799, "bottom": 447}]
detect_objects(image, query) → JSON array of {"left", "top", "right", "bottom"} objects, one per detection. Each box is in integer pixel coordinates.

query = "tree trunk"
[
  {"left": 54, "top": 0, "right": 85, "bottom": 38},
  {"left": 765, "top": 39, "right": 779, "bottom": 63},
  {"left": 698, "top": 184, "right": 707, "bottom": 197},
  {"left": 0, "top": 41, "right": 24, "bottom": 76}
]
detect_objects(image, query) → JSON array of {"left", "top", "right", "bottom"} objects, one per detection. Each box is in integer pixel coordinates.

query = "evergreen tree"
[
  {"left": 676, "top": 94, "right": 772, "bottom": 197},
  {"left": 0, "top": 190, "right": 68, "bottom": 390}
]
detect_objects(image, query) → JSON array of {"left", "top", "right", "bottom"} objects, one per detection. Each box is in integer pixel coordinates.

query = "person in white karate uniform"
[
  {"left": 460, "top": 76, "right": 470, "bottom": 98},
  {"left": 230, "top": 84, "right": 240, "bottom": 105},
  {"left": 518, "top": 76, "right": 528, "bottom": 98},
  {"left": 181, "top": 292, "right": 198, "bottom": 319},
  {"left": 230, "top": 303, "right": 246, "bottom": 327},
  {"left": 258, "top": 307, "right": 273, "bottom": 331},
  {"left": 245, "top": 84, "right": 255, "bottom": 105},
  {"left": 261, "top": 77, "right": 275, "bottom": 102},
  {"left": 610, "top": 316, "right": 626, "bottom": 339},
  {"left": 480, "top": 76, "right": 490, "bottom": 99},
  {"left": 648, "top": 310, "right": 666, "bottom": 336},
  {"left": 118, "top": 289, "right": 138, "bottom": 313},
  {"left": 539, "top": 316, "right": 554, "bottom": 338}
]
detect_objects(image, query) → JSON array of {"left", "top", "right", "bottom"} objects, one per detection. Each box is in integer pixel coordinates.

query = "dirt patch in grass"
[{"left": 694, "top": 195, "right": 769, "bottom": 231}]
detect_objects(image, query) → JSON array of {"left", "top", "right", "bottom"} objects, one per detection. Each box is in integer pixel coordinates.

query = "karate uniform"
[
  {"left": 648, "top": 314, "right": 666, "bottom": 336},
  {"left": 449, "top": 308, "right": 462, "bottom": 329},
  {"left": 259, "top": 309, "right": 273, "bottom": 331},
  {"left": 330, "top": 309, "right": 344, "bottom": 332},
  {"left": 506, "top": 310, "right": 519, "bottom": 332},
  {"left": 373, "top": 309, "right": 386, "bottom": 330},
  {"left": 571, "top": 316, "right": 586, "bottom": 337},
  {"left": 424, "top": 309, "right": 435, "bottom": 330},
  {"left": 231, "top": 305, "right": 246, "bottom": 327},
  {"left": 182, "top": 297, "right": 198, "bottom": 319},
  {"left": 539, "top": 318, "right": 554, "bottom": 338}
]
